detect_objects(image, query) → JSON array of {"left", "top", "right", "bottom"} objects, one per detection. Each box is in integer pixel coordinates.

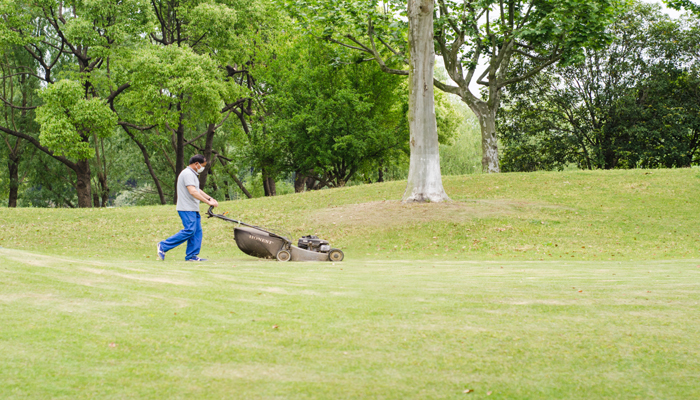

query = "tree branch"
[
  {"left": 118, "top": 121, "right": 155, "bottom": 130},
  {"left": 498, "top": 53, "right": 561, "bottom": 88},
  {"left": 0, "top": 95, "right": 38, "bottom": 110},
  {"left": 106, "top": 83, "right": 130, "bottom": 104},
  {"left": 0, "top": 124, "right": 77, "bottom": 171}
]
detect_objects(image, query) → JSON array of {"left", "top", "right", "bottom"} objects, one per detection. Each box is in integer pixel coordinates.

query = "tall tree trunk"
[
  {"left": 173, "top": 117, "right": 185, "bottom": 205},
  {"left": 267, "top": 177, "right": 276, "bottom": 196},
  {"left": 199, "top": 123, "right": 216, "bottom": 189},
  {"left": 262, "top": 174, "right": 276, "bottom": 196},
  {"left": 8, "top": 153, "right": 19, "bottom": 208},
  {"left": 262, "top": 163, "right": 276, "bottom": 197},
  {"left": 223, "top": 184, "right": 231, "bottom": 200},
  {"left": 294, "top": 171, "right": 306, "bottom": 193},
  {"left": 75, "top": 159, "right": 93, "bottom": 208},
  {"left": 476, "top": 107, "right": 500, "bottom": 173},
  {"left": 98, "top": 173, "right": 109, "bottom": 207},
  {"left": 92, "top": 142, "right": 109, "bottom": 207},
  {"left": 403, "top": 0, "right": 449, "bottom": 202}
]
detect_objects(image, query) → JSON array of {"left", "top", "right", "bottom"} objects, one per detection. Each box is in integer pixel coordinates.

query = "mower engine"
[{"left": 297, "top": 235, "right": 331, "bottom": 253}]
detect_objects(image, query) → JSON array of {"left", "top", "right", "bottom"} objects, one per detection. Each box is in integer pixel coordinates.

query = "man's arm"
[
  {"left": 187, "top": 185, "right": 219, "bottom": 207},
  {"left": 200, "top": 189, "right": 219, "bottom": 207}
]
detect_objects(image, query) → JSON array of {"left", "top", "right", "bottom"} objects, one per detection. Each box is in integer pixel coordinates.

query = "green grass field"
[{"left": 1, "top": 169, "right": 699, "bottom": 398}]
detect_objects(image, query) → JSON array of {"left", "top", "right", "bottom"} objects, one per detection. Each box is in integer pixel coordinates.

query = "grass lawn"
[{"left": 1, "top": 168, "right": 699, "bottom": 398}]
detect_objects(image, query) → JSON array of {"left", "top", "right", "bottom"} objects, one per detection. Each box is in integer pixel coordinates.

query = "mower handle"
[
  {"left": 206, "top": 206, "right": 291, "bottom": 242},
  {"left": 206, "top": 206, "right": 265, "bottom": 230},
  {"left": 206, "top": 205, "right": 242, "bottom": 224}
]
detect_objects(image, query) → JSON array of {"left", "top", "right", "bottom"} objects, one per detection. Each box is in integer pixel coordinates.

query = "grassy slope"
[
  {"left": 1, "top": 169, "right": 700, "bottom": 399},
  {"left": 0, "top": 168, "right": 698, "bottom": 261}
]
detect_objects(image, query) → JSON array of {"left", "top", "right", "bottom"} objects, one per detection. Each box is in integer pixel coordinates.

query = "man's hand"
[{"left": 187, "top": 185, "right": 219, "bottom": 207}]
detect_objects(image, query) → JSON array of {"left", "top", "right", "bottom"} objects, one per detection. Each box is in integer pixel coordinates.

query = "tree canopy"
[
  {"left": 0, "top": 0, "right": 697, "bottom": 208},
  {"left": 498, "top": 3, "right": 700, "bottom": 171}
]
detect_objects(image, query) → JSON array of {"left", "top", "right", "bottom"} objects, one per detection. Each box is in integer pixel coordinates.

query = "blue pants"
[{"left": 160, "top": 211, "right": 202, "bottom": 260}]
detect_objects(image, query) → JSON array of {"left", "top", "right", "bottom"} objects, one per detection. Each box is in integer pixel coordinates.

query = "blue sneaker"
[
  {"left": 156, "top": 243, "right": 165, "bottom": 261},
  {"left": 187, "top": 257, "right": 208, "bottom": 262}
]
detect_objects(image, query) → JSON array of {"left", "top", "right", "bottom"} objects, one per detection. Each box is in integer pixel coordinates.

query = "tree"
[
  {"left": 498, "top": 3, "right": 700, "bottom": 170},
  {"left": 293, "top": 0, "right": 618, "bottom": 174},
  {"left": 292, "top": 0, "right": 449, "bottom": 201},
  {"left": 0, "top": 46, "right": 39, "bottom": 207},
  {"left": 263, "top": 37, "right": 409, "bottom": 190},
  {"left": 617, "top": 66, "right": 700, "bottom": 168},
  {"left": 403, "top": 0, "right": 448, "bottom": 201},
  {"left": 0, "top": 0, "right": 146, "bottom": 207},
  {"left": 128, "top": 0, "right": 283, "bottom": 200}
]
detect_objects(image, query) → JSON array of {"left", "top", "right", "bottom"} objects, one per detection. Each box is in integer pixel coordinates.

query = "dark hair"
[{"left": 189, "top": 154, "right": 206, "bottom": 165}]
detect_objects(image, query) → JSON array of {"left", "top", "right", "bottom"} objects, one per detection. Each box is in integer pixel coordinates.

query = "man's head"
[{"left": 189, "top": 154, "right": 207, "bottom": 173}]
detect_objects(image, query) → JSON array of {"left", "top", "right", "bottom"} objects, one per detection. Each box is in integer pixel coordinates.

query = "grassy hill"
[
  {"left": 1, "top": 169, "right": 699, "bottom": 399},
  {"left": 0, "top": 168, "right": 698, "bottom": 262}
]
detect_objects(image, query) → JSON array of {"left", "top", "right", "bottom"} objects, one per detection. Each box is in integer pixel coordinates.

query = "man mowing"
[{"left": 157, "top": 154, "right": 219, "bottom": 261}]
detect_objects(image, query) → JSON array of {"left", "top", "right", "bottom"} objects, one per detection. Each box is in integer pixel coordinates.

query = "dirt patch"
[{"left": 312, "top": 199, "right": 557, "bottom": 228}]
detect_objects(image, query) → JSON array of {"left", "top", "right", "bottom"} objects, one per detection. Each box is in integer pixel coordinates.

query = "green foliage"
[
  {"left": 35, "top": 80, "right": 117, "bottom": 160},
  {"left": 291, "top": 0, "right": 621, "bottom": 173},
  {"left": 0, "top": 0, "right": 31, "bottom": 46},
  {"left": 611, "top": 65, "right": 700, "bottom": 168},
  {"left": 664, "top": 0, "right": 700, "bottom": 15},
  {"left": 434, "top": 90, "right": 461, "bottom": 145},
  {"left": 122, "top": 45, "right": 236, "bottom": 128},
  {"left": 499, "top": 2, "right": 700, "bottom": 171},
  {"left": 263, "top": 37, "right": 409, "bottom": 187},
  {"left": 439, "top": 106, "right": 482, "bottom": 176}
]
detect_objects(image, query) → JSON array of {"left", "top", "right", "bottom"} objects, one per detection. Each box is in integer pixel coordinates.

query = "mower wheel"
[
  {"left": 328, "top": 249, "right": 344, "bottom": 262},
  {"left": 276, "top": 249, "right": 291, "bottom": 262}
]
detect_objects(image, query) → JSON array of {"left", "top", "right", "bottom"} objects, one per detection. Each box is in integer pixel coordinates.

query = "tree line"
[
  {"left": 0, "top": 0, "right": 697, "bottom": 208},
  {"left": 499, "top": 3, "right": 700, "bottom": 171}
]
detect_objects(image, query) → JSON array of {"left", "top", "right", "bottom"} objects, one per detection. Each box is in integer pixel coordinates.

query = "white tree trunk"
[{"left": 403, "top": 0, "right": 449, "bottom": 203}]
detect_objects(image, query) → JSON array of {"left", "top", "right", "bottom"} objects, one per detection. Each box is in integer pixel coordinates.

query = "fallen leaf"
[
  {"left": 272, "top": 325, "right": 279, "bottom": 329},
  {"left": 109, "top": 343, "right": 117, "bottom": 348},
  {"left": 487, "top": 391, "right": 492, "bottom": 395},
  {"left": 463, "top": 389, "right": 473, "bottom": 393},
  {"left": 578, "top": 290, "right": 583, "bottom": 293}
]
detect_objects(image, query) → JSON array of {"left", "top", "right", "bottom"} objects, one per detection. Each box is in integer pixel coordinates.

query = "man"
[{"left": 157, "top": 155, "right": 219, "bottom": 261}]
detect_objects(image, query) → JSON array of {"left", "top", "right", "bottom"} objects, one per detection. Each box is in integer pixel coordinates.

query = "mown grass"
[
  {"left": 0, "top": 168, "right": 697, "bottom": 262},
  {"left": 1, "top": 168, "right": 699, "bottom": 399},
  {"left": 1, "top": 251, "right": 699, "bottom": 399}
]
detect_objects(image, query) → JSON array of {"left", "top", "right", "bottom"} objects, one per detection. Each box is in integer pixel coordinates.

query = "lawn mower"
[{"left": 206, "top": 206, "right": 344, "bottom": 262}]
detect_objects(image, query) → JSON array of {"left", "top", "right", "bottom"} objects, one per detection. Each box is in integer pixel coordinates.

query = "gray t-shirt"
[{"left": 176, "top": 167, "right": 201, "bottom": 212}]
